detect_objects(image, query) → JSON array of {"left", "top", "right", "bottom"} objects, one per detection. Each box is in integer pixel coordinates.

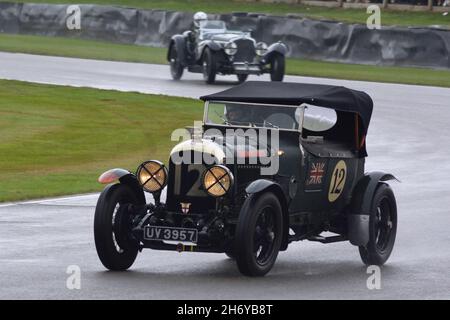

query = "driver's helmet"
[{"left": 193, "top": 11, "right": 208, "bottom": 28}]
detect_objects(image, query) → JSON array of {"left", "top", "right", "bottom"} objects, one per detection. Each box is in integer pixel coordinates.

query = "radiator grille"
[{"left": 233, "top": 39, "right": 256, "bottom": 63}]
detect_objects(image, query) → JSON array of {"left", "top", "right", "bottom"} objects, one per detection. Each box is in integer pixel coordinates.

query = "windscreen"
[
  {"left": 199, "top": 20, "right": 226, "bottom": 30},
  {"left": 205, "top": 102, "right": 302, "bottom": 130}
]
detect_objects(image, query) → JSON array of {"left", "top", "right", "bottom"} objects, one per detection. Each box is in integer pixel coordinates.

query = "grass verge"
[
  {"left": 1, "top": 33, "right": 449, "bottom": 88},
  {"left": 2, "top": 0, "right": 449, "bottom": 27},
  {"left": 0, "top": 80, "right": 202, "bottom": 202},
  {"left": 0, "top": 33, "right": 168, "bottom": 64}
]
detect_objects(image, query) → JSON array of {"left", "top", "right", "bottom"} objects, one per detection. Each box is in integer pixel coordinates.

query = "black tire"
[
  {"left": 202, "top": 47, "right": 217, "bottom": 84},
  {"left": 94, "top": 184, "right": 140, "bottom": 271},
  {"left": 359, "top": 183, "right": 397, "bottom": 266},
  {"left": 234, "top": 192, "right": 283, "bottom": 277},
  {"left": 169, "top": 45, "right": 184, "bottom": 80},
  {"left": 236, "top": 74, "right": 248, "bottom": 83},
  {"left": 270, "top": 52, "right": 285, "bottom": 82}
]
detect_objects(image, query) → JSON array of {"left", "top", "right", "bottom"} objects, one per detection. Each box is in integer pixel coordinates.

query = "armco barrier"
[{"left": 0, "top": 2, "right": 449, "bottom": 69}]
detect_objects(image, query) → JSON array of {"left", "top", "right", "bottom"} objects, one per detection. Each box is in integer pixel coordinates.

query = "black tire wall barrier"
[
  {"left": 0, "top": 2, "right": 449, "bottom": 69},
  {"left": 0, "top": 2, "right": 22, "bottom": 33},
  {"left": 15, "top": 3, "right": 138, "bottom": 43}
]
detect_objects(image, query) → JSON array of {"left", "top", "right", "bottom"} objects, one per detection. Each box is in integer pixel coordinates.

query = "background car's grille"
[{"left": 234, "top": 39, "right": 256, "bottom": 63}]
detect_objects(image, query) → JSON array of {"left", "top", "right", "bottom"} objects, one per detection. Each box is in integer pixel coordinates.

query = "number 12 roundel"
[{"left": 328, "top": 160, "right": 347, "bottom": 202}]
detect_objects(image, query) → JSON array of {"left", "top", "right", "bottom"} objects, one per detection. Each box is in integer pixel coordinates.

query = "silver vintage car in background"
[{"left": 167, "top": 11, "right": 287, "bottom": 84}]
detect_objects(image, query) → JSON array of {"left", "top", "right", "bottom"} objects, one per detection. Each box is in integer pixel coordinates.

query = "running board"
[{"left": 307, "top": 235, "right": 347, "bottom": 244}]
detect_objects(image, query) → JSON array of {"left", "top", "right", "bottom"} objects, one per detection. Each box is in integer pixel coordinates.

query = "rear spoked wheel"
[
  {"left": 359, "top": 184, "right": 397, "bottom": 266},
  {"left": 270, "top": 52, "right": 285, "bottom": 82}
]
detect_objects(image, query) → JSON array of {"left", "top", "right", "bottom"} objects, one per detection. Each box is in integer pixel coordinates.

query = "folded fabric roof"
[{"left": 200, "top": 81, "right": 373, "bottom": 134}]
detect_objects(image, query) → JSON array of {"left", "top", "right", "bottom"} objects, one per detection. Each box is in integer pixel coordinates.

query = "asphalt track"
[{"left": 1, "top": 52, "right": 450, "bottom": 299}]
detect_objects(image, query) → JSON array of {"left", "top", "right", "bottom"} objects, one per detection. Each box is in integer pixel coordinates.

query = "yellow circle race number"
[{"left": 328, "top": 160, "right": 347, "bottom": 202}]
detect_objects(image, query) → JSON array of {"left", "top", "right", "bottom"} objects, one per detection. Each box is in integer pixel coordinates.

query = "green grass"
[
  {"left": 0, "top": 33, "right": 168, "bottom": 64},
  {"left": 0, "top": 80, "right": 202, "bottom": 202},
  {"left": 1, "top": 33, "right": 449, "bottom": 88},
  {"left": 2, "top": 0, "right": 449, "bottom": 27},
  {"left": 285, "top": 59, "right": 450, "bottom": 88}
]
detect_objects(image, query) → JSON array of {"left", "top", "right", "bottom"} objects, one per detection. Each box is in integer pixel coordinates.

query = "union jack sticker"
[{"left": 305, "top": 160, "right": 327, "bottom": 189}]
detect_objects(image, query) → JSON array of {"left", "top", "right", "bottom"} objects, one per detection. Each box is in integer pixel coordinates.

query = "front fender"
[
  {"left": 197, "top": 40, "right": 224, "bottom": 62},
  {"left": 348, "top": 171, "right": 399, "bottom": 246},
  {"left": 168, "top": 34, "right": 188, "bottom": 67},
  {"left": 245, "top": 179, "right": 289, "bottom": 251},
  {"left": 201, "top": 40, "right": 222, "bottom": 52},
  {"left": 98, "top": 168, "right": 145, "bottom": 204},
  {"left": 98, "top": 168, "right": 131, "bottom": 184},
  {"left": 261, "top": 42, "right": 287, "bottom": 63}
]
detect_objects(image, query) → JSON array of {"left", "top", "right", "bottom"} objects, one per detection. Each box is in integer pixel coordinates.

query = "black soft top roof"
[{"left": 200, "top": 81, "right": 373, "bottom": 134}]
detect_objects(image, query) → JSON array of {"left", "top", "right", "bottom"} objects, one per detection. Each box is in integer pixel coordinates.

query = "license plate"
[{"left": 144, "top": 225, "right": 198, "bottom": 243}]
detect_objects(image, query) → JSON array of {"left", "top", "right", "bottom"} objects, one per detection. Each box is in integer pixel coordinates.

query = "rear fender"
[
  {"left": 245, "top": 179, "right": 289, "bottom": 251},
  {"left": 348, "top": 171, "right": 399, "bottom": 246}
]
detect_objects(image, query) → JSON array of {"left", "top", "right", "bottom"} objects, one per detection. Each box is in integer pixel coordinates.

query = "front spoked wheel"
[
  {"left": 235, "top": 193, "right": 283, "bottom": 277},
  {"left": 253, "top": 208, "right": 276, "bottom": 265},
  {"left": 202, "top": 47, "right": 217, "bottom": 84},
  {"left": 94, "top": 184, "right": 140, "bottom": 271},
  {"left": 169, "top": 45, "right": 184, "bottom": 80}
]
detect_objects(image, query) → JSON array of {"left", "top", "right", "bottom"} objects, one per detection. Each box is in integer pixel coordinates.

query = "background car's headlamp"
[
  {"left": 203, "top": 165, "right": 234, "bottom": 197},
  {"left": 224, "top": 42, "right": 237, "bottom": 56},
  {"left": 136, "top": 160, "right": 168, "bottom": 193},
  {"left": 256, "top": 42, "right": 268, "bottom": 56}
]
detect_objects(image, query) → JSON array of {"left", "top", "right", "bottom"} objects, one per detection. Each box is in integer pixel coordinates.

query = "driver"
[
  {"left": 189, "top": 11, "right": 208, "bottom": 44},
  {"left": 193, "top": 11, "right": 208, "bottom": 29},
  {"left": 225, "top": 105, "right": 250, "bottom": 125}
]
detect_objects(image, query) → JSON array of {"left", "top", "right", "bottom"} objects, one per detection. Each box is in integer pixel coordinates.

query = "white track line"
[{"left": 0, "top": 193, "right": 100, "bottom": 207}]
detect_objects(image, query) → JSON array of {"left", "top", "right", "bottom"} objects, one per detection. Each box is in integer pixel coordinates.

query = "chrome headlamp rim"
[
  {"left": 202, "top": 164, "right": 234, "bottom": 197},
  {"left": 256, "top": 42, "right": 268, "bottom": 56},
  {"left": 224, "top": 42, "right": 238, "bottom": 56},
  {"left": 136, "top": 160, "right": 168, "bottom": 193}
]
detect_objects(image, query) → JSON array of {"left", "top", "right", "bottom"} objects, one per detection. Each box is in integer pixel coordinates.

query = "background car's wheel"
[
  {"left": 270, "top": 52, "right": 285, "bottom": 82},
  {"left": 236, "top": 74, "right": 248, "bottom": 83},
  {"left": 169, "top": 45, "right": 184, "bottom": 80},
  {"left": 359, "top": 183, "right": 397, "bottom": 266},
  {"left": 202, "top": 47, "right": 217, "bottom": 84},
  {"left": 234, "top": 192, "right": 283, "bottom": 277},
  {"left": 94, "top": 184, "right": 140, "bottom": 271}
]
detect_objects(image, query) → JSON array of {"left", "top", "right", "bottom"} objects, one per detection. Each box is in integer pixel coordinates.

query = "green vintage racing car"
[{"left": 94, "top": 81, "right": 398, "bottom": 277}]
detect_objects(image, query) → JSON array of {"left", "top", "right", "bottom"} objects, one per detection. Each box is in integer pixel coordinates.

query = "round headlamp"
[
  {"left": 202, "top": 165, "right": 234, "bottom": 197},
  {"left": 224, "top": 42, "right": 237, "bottom": 56},
  {"left": 136, "top": 160, "right": 168, "bottom": 193},
  {"left": 256, "top": 42, "right": 268, "bottom": 56}
]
